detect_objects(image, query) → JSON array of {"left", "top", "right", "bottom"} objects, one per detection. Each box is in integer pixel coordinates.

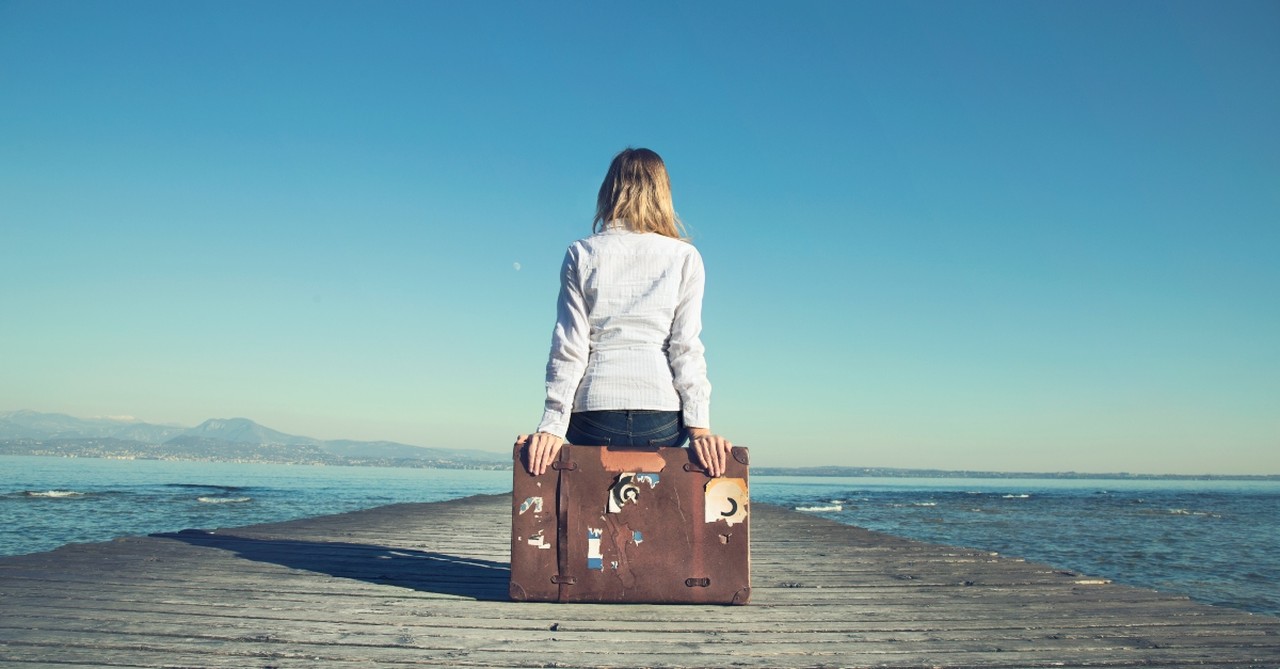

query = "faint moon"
[{"left": 513, "top": 262, "right": 522, "bottom": 271}]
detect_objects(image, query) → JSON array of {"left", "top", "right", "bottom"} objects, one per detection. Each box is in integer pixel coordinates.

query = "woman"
[{"left": 524, "top": 148, "right": 733, "bottom": 477}]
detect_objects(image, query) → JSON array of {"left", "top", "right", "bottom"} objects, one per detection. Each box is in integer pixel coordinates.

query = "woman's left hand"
[{"left": 688, "top": 428, "right": 733, "bottom": 478}]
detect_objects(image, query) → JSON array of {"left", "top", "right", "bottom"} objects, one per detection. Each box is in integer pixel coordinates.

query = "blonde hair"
[{"left": 593, "top": 148, "right": 686, "bottom": 239}]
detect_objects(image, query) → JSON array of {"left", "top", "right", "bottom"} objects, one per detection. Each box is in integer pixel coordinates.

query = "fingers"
[
  {"left": 530, "top": 435, "right": 547, "bottom": 476},
  {"left": 712, "top": 436, "right": 731, "bottom": 477},
  {"left": 692, "top": 433, "right": 733, "bottom": 477},
  {"left": 537, "top": 437, "right": 560, "bottom": 475},
  {"left": 525, "top": 432, "right": 564, "bottom": 476},
  {"left": 697, "top": 438, "right": 717, "bottom": 478}
]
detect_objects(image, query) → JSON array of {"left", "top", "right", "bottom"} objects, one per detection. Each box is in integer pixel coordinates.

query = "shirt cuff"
[
  {"left": 682, "top": 402, "right": 710, "bottom": 431},
  {"left": 536, "top": 410, "right": 570, "bottom": 440}
]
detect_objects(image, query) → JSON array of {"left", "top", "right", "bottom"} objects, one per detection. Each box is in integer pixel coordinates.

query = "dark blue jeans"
[{"left": 566, "top": 410, "right": 688, "bottom": 448}]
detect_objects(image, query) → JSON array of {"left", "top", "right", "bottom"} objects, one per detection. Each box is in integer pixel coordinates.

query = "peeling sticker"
[
  {"left": 600, "top": 449, "right": 666, "bottom": 472},
  {"left": 527, "top": 530, "right": 551, "bottom": 549},
  {"left": 587, "top": 528, "right": 603, "bottom": 570},
  {"left": 705, "top": 478, "right": 749, "bottom": 526},
  {"left": 634, "top": 473, "right": 660, "bottom": 488},
  {"left": 519, "top": 496, "right": 544, "bottom": 514},
  {"left": 608, "top": 473, "right": 660, "bottom": 513},
  {"left": 632, "top": 530, "right": 643, "bottom": 545}
]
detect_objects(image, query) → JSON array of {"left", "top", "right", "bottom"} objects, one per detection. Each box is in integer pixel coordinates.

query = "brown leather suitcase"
[{"left": 509, "top": 439, "right": 751, "bottom": 604}]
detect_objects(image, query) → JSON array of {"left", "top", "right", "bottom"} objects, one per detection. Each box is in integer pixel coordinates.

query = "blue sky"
[{"left": 2, "top": 1, "right": 1276, "bottom": 474}]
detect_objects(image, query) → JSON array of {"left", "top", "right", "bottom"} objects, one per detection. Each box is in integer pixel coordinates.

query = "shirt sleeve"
[
  {"left": 536, "top": 246, "right": 591, "bottom": 438},
  {"left": 667, "top": 248, "right": 711, "bottom": 428}
]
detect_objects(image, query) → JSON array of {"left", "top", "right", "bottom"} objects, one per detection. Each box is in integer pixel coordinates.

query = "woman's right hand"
[
  {"left": 524, "top": 431, "right": 565, "bottom": 476},
  {"left": 689, "top": 427, "right": 733, "bottom": 478}
]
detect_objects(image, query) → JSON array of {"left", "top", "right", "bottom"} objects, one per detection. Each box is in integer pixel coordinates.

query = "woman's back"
[{"left": 560, "top": 226, "right": 708, "bottom": 420}]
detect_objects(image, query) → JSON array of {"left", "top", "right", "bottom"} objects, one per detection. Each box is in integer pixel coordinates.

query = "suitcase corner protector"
[
  {"left": 509, "top": 581, "right": 529, "bottom": 601},
  {"left": 731, "top": 586, "right": 752, "bottom": 605}
]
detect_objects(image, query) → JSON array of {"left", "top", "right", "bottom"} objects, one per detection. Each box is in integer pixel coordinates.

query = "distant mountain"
[
  {"left": 0, "top": 410, "right": 184, "bottom": 443},
  {"left": 170, "top": 418, "right": 321, "bottom": 447},
  {"left": 0, "top": 410, "right": 508, "bottom": 468}
]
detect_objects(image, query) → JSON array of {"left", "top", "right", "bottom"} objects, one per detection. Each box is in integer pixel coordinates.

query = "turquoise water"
[
  {"left": 758, "top": 476, "right": 1280, "bottom": 617},
  {"left": 4, "top": 456, "right": 1277, "bottom": 617},
  {"left": 0, "top": 456, "right": 511, "bottom": 554}
]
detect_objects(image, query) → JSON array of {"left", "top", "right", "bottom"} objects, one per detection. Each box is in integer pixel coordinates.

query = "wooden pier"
[{"left": 1, "top": 493, "right": 1277, "bottom": 668}]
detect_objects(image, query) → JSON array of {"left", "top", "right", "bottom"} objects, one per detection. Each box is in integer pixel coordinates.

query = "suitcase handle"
[
  {"left": 683, "top": 445, "right": 750, "bottom": 476},
  {"left": 684, "top": 447, "right": 750, "bottom": 474},
  {"left": 602, "top": 446, "right": 749, "bottom": 467}
]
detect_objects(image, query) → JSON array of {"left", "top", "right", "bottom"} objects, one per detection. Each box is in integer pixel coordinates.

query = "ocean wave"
[
  {"left": 1003, "top": 494, "right": 1031, "bottom": 499},
  {"left": 168, "top": 484, "right": 248, "bottom": 492},
  {"left": 795, "top": 504, "right": 842, "bottom": 512},
  {"left": 1166, "top": 508, "right": 1221, "bottom": 518},
  {"left": 196, "top": 496, "right": 252, "bottom": 504},
  {"left": 19, "top": 490, "right": 87, "bottom": 498}
]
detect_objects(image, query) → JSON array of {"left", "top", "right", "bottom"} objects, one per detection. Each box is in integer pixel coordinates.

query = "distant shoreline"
[
  {"left": 8, "top": 410, "right": 1273, "bottom": 480},
  {"left": 0, "top": 443, "right": 508, "bottom": 471},
  {"left": 3, "top": 450, "right": 1275, "bottom": 481}
]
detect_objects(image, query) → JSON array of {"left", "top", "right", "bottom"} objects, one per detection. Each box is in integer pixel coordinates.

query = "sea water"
[
  {"left": 759, "top": 476, "right": 1280, "bottom": 617},
  {"left": 0, "top": 456, "right": 511, "bottom": 555},
  {"left": 3, "top": 456, "right": 1277, "bottom": 618}
]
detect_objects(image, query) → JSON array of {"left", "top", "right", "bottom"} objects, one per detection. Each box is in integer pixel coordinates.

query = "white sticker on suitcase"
[
  {"left": 705, "top": 478, "right": 749, "bottom": 526},
  {"left": 607, "top": 472, "right": 660, "bottom": 513}
]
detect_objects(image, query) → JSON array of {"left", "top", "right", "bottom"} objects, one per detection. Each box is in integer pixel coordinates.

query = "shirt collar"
[{"left": 601, "top": 219, "right": 635, "bottom": 234}]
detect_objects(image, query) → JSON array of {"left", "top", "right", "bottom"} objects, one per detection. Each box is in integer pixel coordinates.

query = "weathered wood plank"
[
  {"left": 1, "top": 494, "right": 1276, "bottom": 668},
  {"left": 4, "top": 609, "right": 1277, "bottom": 652},
  {"left": 3, "top": 634, "right": 1276, "bottom": 669}
]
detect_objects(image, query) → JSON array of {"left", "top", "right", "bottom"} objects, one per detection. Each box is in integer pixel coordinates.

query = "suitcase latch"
[{"left": 685, "top": 577, "right": 711, "bottom": 588}]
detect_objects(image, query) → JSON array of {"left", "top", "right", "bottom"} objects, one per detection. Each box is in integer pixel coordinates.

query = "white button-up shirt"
[{"left": 537, "top": 226, "right": 711, "bottom": 438}]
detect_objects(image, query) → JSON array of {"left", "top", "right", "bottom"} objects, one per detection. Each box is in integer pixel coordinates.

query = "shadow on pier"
[{"left": 156, "top": 529, "right": 511, "bottom": 601}]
